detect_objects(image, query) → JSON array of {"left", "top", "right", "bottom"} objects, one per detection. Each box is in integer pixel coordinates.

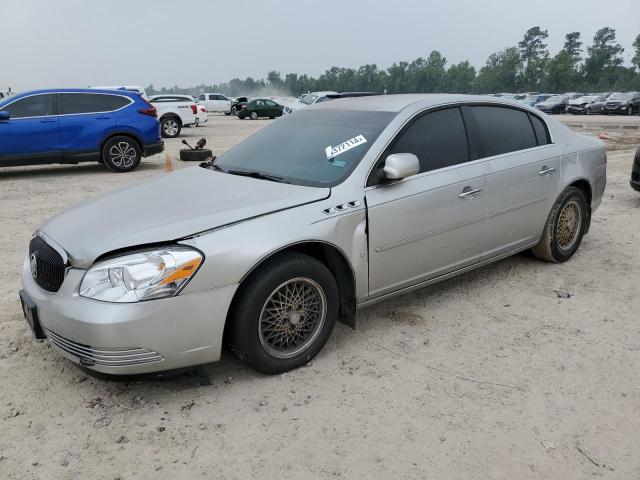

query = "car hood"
[{"left": 40, "top": 167, "right": 330, "bottom": 267}]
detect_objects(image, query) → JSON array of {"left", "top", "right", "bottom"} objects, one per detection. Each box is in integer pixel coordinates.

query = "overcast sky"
[{"left": 2, "top": 0, "right": 638, "bottom": 91}]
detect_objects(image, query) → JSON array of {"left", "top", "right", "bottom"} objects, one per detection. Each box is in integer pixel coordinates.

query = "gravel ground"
[{"left": 1, "top": 113, "right": 639, "bottom": 480}]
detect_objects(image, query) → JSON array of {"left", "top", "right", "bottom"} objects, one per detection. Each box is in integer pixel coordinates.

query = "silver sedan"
[{"left": 20, "top": 94, "right": 606, "bottom": 375}]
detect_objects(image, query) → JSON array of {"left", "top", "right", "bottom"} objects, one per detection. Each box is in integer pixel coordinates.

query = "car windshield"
[
  {"left": 609, "top": 93, "right": 632, "bottom": 100},
  {"left": 575, "top": 96, "right": 595, "bottom": 103},
  {"left": 523, "top": 95, "right": 538, "bottom": 101},
  {"left": 300, "top": 94, "right": 318, "bottom": 105},
  {"left": 547, "top": 95, "right": 566, "bottom": 102},
  {"left": 212, "top": 110, "right": 396, "bottom": 187}
]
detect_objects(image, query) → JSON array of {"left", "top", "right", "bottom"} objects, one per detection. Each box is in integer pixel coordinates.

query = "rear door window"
[
  {"left": 470, "top": 106, "right": 537, "bottom": 158},
  {"left": 388, "top": 107, "right": 470, "bottom": 174},
  {"left": 5, "top": 94, "right": 56, "bottom": 118},
  {"left": 61, "top": 93, "right": 108, "bottom": 114},
  {"left": 529, "top": 114, "right": 550, "bottom": 146}
]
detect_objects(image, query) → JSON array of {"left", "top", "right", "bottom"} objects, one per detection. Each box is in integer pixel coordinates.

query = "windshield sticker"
[
  {"left": 331, "top": 160, "right": 347, "bottom": 167},
  {"left": 325, "top": 135, "right": 367, "bottom": 160}
]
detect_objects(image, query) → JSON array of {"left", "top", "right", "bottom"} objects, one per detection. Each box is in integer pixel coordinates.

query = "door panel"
[
  {"left": 366, "top": 161, "right": 488, "bottom": 298},
  {"left": 0, "top": 93, "right": 61, "bottom": 164},
  {"left": 0, "top": 117, "right": 61, "bottom": 164},
  {"left": 58, "top": 93, "right": 115, "bottom": 158},
  {"left": 483, "top": 146, "right": 561, "bottom": 255}
]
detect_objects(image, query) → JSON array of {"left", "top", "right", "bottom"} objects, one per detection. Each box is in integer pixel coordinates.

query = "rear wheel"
[
  {"left": 231, "top": 106, "right": 238, "bottom": 115},
  {"left": 101, "top": 136, "right": 141, "bottom": 173},
  {"left": 227, "top": 253, "right": 339, "bottom": 374},
  {"left": 160, "top": 117, "right": 181, "bottom": 138},
  {"left": 627, "top": 106, "right": 634, "bottom": 116},
  {"left": 250, "top": 111, "right": 258, "bottom": 120},
  {"left": 531, "top": 187, "right": 588, "bottom": 263}
]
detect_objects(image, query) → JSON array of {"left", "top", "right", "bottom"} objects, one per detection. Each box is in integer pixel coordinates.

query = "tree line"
[{"left": 148, "top": 27, "right": 640, "bottom": 97}]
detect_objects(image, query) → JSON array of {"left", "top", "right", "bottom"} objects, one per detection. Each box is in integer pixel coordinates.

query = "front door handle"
[
  {"left": 539, "top": 166, "right": 556, "bottom": 176},
  {"left": 95, "top": 116, "right": 111, "bottom": 120},
  {"left": 39, "top": 119, "right": 57, "bottom": 123},
  {"left": 458, "top": 187, "right": 483, "bottom": 199}
]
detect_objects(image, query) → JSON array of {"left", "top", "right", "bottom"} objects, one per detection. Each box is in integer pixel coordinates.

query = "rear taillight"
[
  {"left": 191, "top": 104, "right": 198, "bottom": 114},
  {"left": 138, "top": 106, "right": 157, "bottom": 117}
]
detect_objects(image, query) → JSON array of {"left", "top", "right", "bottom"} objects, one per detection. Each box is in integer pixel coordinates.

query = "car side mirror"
[
  {"left": 0, "top": 111, "right": 10, "bottom": 121},
  {"left": 383, "top": 153, "right": 420, "bottom": 180}
]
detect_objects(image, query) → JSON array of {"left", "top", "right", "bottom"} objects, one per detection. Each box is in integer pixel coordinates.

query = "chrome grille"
[
  {"left": 45, "top": 329, "right": 163, "bottom": 366},
  {"left": 29, "top": 235, "right": 66, "bottom": 292}
]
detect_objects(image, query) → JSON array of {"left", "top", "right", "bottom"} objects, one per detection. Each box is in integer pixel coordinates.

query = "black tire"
[
  {"left": 227, "top": 253, "right": 339, "bottom": 374},
  {"left": 101, "top": 136, "right": 141, "bottom": 173},
  {"left": 531, "top": 187, "right": 588, "bottom": 263},
  {"left": 250, "top": 111, "right": 258, "bottom": 120},
  {"left": 160, "top": 116, "right": 181, "bottom": 138},
  {"left": 179, "top": 148, "right": 213, "bottom": 162}
]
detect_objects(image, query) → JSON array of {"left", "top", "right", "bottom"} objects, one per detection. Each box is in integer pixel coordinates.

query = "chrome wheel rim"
[
  {"left": 250, "top": 112, "right": 258, "bottom": 119},
  {"left": 258, "top": 277, "right": 327, "bottom": 359},
  {"left": 163, "top": 119, "right": 179, "bottom": 136},
  {"left": 557, "top": 200, "right": 581, "bottom": 251},
  {"left": 108, "top": 142, "right": 136, "bottom": 168}
]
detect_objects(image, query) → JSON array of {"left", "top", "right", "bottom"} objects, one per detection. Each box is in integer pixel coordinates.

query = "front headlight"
[{"left": 79, "top": 247, "right": 203, "bottom": 303}]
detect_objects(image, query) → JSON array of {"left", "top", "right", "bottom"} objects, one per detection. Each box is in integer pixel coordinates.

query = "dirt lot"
[{"left": 1, "top": 113, "right": 639, "bottom": 480}]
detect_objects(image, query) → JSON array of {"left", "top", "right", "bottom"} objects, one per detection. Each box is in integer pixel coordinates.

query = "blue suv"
[{"left": 0, "top": 89, "right": 163, "bottom": 172}]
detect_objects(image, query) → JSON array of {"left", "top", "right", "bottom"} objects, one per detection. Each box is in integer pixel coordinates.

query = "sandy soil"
[{"left": 1, "top": 114, "right": 639, "bottom": 480}]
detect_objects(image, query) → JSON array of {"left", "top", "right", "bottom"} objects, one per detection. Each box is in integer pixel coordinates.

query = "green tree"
[
  {"left": 266, "top": 71, "right": 283, "bottom": 90},
  {"left": 475, "top": 47, "right": 523, "bottom": 93},
  {"left": 584, "top": 27, "right": 624, "bottom": 90},
  {"left": 518, "top": 26, "right": 549, "bottom": 90},
  {"left": 543, "top": 32, "right": 583, "bottom": 92},
  {"left": 632, "top": 34, "right": 640, "bottom": 72},
  {"left": 443, "top": 61, "right": 476, "bottom": 93}
]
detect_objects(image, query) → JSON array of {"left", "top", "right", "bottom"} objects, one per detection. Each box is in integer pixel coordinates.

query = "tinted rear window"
[
  {"left": 5, "top": 94, "right": 56, "bottom": 118},
  {"left": 61, "top": 93, "right": 107, "bottom": 114},
  {"left": 529, "top": 114, "right": 550, "bottom": 145},
  {"left": 102, "top": 95, "right": 130, "bottom": 111},
  {"left": 471, "top": 106, "right": 537, "bottom": 158},
  {"left": 389, "top": 107, "right": 469, "bottom": 173}
]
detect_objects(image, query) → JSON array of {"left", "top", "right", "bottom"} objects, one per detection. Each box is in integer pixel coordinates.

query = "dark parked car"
[
  {"left": 536, "top": 95, "right": 570, "bottom": 114},
  {"left": 0, "top": 88, "right": 163, "bottom": 172},
  {"left": 231, "top": 96, "right": 249, "bottom": 115},
  {"left": 631, "top": 146, "right": 640, "bottom": 192},
  {"left": 566, "top": 95, "right": 607, "bottom": 115},
  {"left": 521, "top": 93, "right": 553, "bottom": 107},
  {"left": 602, "top": 92, "right": 640, "bottom": 115},
  {"left": 238, "top": 98, "right": 284, "bottom": 119}
]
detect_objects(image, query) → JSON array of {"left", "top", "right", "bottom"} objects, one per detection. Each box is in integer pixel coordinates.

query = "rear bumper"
[{"left": 143, "top": 141, "right": 164, "bottom": 157}]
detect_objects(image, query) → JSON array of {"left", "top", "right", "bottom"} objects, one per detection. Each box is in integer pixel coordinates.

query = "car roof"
[
  {"left": 0, "top": 88, "right": 141, "bottom": 100},
  {"left": 309, "top": 93, "right": 545, "bottom": 113}
]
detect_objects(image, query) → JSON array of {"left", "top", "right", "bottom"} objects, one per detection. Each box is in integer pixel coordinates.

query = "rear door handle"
[
  {"left": 95, "top": 116, "right": 111, "bottom": 120},
  {"left": 539, "top": 166, "right": 556, "bottom": 176},
  {"left": 458, "top": 187, "right": 483, "bottom": 199},
  {"left": 39, "top": 119, "right": 57, "bottom": 123}
]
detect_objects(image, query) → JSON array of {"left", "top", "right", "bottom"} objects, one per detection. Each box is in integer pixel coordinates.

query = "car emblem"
[{"left": 30, "top": 253, "right": 38, "bottom": 278}]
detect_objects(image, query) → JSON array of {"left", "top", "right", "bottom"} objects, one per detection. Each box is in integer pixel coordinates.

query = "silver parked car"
[{"left": 20, "top": 94, "right": 606, "bottom": 375}]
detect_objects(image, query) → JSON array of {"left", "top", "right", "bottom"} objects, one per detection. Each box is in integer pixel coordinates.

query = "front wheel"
[
  {"left": 586, "top": 107, "right": 592, "bottom": 115},
  {"left": 160, "top": 117, "right": 181, "bottom": 138},
  {"left": 226, "top": 253, "right": 339, "bottom": 374},
  {"left": 101, "top": 136, "right": 141, "bottom": 172},
  {"left": 531, "top": 187, "right": 588, "bottom": 263},
  {"left": 627, "top": 106, "right": 634, "bottom": 116},
  {"left": 231, "top": 106, "right": 238, "bottom": 115}
]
